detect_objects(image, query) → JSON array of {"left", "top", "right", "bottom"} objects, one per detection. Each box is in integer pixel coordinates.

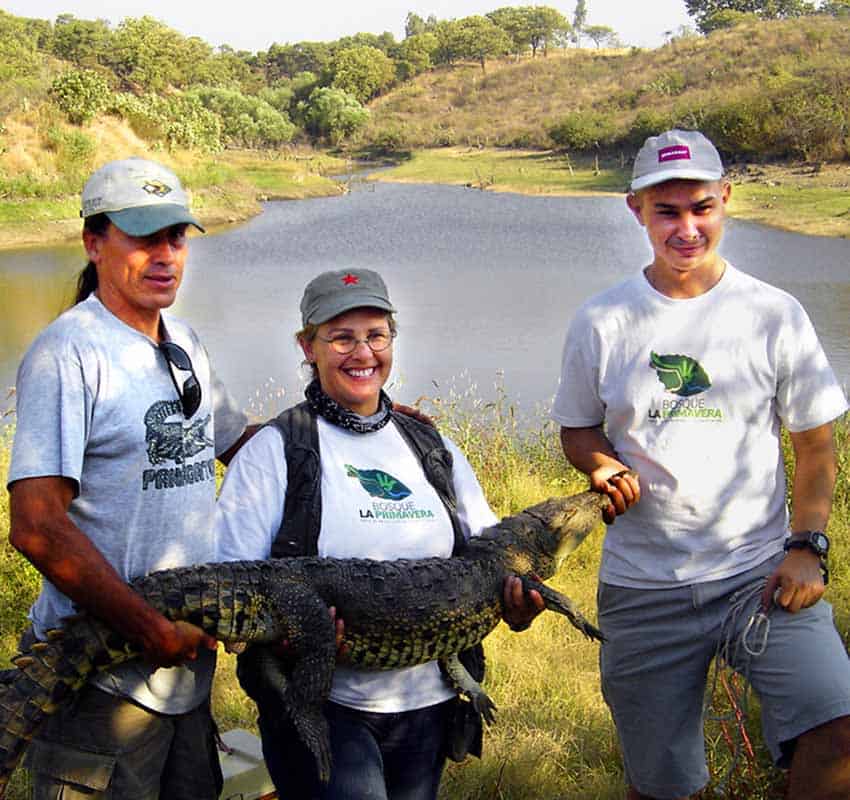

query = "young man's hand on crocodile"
[{"left": 0, "top": 488, "right": 614, "bottom": 795}]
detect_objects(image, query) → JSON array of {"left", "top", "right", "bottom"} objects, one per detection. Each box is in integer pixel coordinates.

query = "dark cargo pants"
[{"left": 25, "top": 684, "right": 223, "bottom": 800}]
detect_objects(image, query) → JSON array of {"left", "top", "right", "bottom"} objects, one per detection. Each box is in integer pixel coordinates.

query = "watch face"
[{"left": 812, "top": 532, "right": 830, "bottom": 555}]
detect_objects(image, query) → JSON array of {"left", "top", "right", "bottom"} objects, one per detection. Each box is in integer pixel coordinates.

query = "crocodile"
[{"left": 0, "top": 488, "right": 611, "bottom": 796}]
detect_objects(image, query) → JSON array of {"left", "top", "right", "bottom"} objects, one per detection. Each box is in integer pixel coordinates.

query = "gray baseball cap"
[
  {"left": 631, "top": 129, "right": 724, "bottom": 192},
  {"left": 301, "top": 269, "right": 396, "bottom": 326},
  {"left": 80, "top": 157, "right": 204, "bottom": 236}
]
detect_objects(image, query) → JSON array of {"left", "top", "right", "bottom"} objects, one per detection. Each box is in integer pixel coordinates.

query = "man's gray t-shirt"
[{"left": 9, "top": 294, "right": 246, "bottom": 714}]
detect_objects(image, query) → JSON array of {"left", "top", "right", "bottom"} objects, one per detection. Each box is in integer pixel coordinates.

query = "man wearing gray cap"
[
  {"left": 8, "top": 157, "right": 253, "bottom": 799},
  {"left": 551, "top": 130, "right": 850, "bottom": 799}
]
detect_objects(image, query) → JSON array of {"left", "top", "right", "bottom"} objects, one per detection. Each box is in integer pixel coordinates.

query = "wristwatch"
[
  {"left": 784, "top": 530, "right": 829, "bottom": 584},
  {"left": 784, "top": 530, "right": 829, "bottom": 558}
]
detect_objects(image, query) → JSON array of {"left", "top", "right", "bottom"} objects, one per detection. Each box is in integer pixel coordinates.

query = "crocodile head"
[{"left": 508, "top": 491, "right": 611, "bottom": 579}]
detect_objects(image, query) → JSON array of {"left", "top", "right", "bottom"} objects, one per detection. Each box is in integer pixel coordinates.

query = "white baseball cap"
[
  {"left": 630, "top": 129, "right": 724, "bottom": 192},
  {"left": 81, "top": 157, "right": 204, "bottom": 236}
]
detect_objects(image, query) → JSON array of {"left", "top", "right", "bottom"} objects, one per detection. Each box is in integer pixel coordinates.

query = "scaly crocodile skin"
[{"left": 0, "top": 490, "right": 611, "bottom": 795}]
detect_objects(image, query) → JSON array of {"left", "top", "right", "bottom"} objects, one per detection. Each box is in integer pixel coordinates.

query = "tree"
[
  {"left": 395, "top": 32, "right": 439, "bottom": 79},
  {"left": 302, "top": 86, "right": 369, "bottom": 144},
  {"left": 572, "top": 0, "right": 588, "bottom": 44},
  {"left": 336, "top": 31, "right": 397, "bottom": 54},
  {"left": 584, "top": 24, "right": 618, "bottom": 48},
  {"left": 487, "top": 6, "right": 570, "bottom": 58},
  {"left": 487, "top": 7, "right": 531, "bottom": 57},
  {"left": 405, "top": 12, "right": 427, "bottom": 37},
  {"left": 683, "top": 0, "right": 816, "bottom": 33},
  {"left": 819, "top": 0, "right": 850, "bottom": 15},
  {"left": 698, "top": 9, "right": 759, "bottom": 30},
  {"left": 526, "top": 6, "right": 571, "bottom": 56},
  {"left": 452, "top": 16, "right": 511, "bottom": 70},
  {"left": 329, "top": 46, "right": 395, "bottom": 103},
  {"left": 264, "top": 41, "right": 332, "bottom": 82},
  {"left": 51, "top": 15, "right": 112, "bottom": 68},
  {"left": 107, "top": 16, "right": 190, "bottom": 91},
  {"left": 432, "top": 20, "right": 462, "bottom": 64}
]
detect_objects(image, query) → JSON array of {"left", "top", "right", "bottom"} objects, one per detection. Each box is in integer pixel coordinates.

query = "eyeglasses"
[
  {"left": 159, "top": 341, "right": 202, "bottom": 418},
  {"left": 316, "top": 330, "right": 396, "bottom": 355}
]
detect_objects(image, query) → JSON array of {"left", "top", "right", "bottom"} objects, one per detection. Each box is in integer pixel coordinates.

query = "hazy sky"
[{"left": 3, "top": 0, "right": 693, "bottom": 52}]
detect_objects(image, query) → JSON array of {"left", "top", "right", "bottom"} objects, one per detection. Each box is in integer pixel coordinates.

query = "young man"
[
  {"left": 8, "top": 158, "right": 253, "bottom": 799},
  {"left": 551, "top": 129, "right": 850, "bottom": 800}
]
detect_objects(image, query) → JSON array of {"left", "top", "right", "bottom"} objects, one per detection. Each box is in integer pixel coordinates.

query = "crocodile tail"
[
  {"left": 0, "top": 616, "right": 139, "bottom": 798},
  {"left": 0, "top": 638, "right": 81, "bottom": 798}
]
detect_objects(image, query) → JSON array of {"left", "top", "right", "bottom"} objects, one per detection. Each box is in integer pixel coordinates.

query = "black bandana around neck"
[{"left": 305, "top": 379, "right": 392, "bottom": 433}]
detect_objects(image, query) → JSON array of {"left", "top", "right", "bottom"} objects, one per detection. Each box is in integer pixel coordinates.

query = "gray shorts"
[
  {"left": 25, "top": 684, "right": 222, "bottom": 800},
  {"left": 598, "top": 554, "right": 850, "bottom": 799}
]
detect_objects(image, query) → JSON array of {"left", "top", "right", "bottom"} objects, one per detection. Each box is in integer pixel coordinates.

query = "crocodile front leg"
[
  {"left": 520, "top": 577, "right": 604, "bottom": 641},
  {"left": 440, "top": 654, "right": 496, "bottom": 724}
]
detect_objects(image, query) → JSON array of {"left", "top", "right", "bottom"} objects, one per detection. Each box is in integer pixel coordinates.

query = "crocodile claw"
[
  {"left": 471, "top": 691, "right": 497, "bottom": 726},
  {"left": 291, "top": 707, "right": 332, "bottom": 784}
]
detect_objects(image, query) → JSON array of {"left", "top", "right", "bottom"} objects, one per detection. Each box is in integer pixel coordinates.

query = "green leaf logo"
[
  {"left": 649, "top": 352, "right": 711, "bottom": 397},
  {"left": 345, "top": 464, "right": 412, "bottom": 501}
]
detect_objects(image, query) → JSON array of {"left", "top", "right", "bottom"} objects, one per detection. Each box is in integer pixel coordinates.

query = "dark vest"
[
  {"left": 264, "top": 400, "right": 484, "bottom": 761},
  {"left": 266, "top": 401, "right": 467, "bottom": 558}
]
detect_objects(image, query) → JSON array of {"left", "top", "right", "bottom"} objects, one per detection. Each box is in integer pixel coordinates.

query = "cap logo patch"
[
  {"left": 142, "top": 180, "right": 172, "bottom": 197},
  {"left": 342, "top": 273, "right": 359, "bottom": 285},
  {"left": 658, "top": 145, "right": 691, "bottom": 163}
]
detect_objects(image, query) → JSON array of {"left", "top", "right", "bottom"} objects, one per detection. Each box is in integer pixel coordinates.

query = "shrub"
[
  {"left": 49, "top": 69, "right": 111, "bottom": 125},
  {"left": 623, "top": 109, "right": 677, "bottom": 149},
  {"left": 775, "top": 90, "right": 849, "bottom": 160},
  {"left": 110, "top": 92, "right": 222, "bottom": 152},
  {"left": 548, "top": 110, "right": 617, "bottom": 152},
  {"left": 700, "top": 94, "right": 777, "bottom": 157},
  {"left": 188, "top": 87, "right": 295, "bottom": 148}
]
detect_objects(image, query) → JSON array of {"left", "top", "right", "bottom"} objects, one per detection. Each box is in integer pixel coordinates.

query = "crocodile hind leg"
[
  {"left": 440, "top": 654, "right": 496, "bottom": 724},
  {"left": 521, "top": 577, "right": 604, "bottom": 641},
  {"left": 251, "top": 582, "right": 338, "bottom": 785}
]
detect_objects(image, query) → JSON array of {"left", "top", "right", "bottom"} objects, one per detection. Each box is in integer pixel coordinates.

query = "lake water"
[{"left": 2, "top": 180, "right": 849, "bottom": 422}]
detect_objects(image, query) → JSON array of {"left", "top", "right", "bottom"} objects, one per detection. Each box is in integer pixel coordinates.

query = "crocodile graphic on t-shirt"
[
  {"left": 345, "top": 465, "right": 412, "bottom": 501},
  {"left": 144, "top": 400, "right": 213, "bottom": 465},
  {"left": 649, "top": 352, "right": 711, "bottom": 397}
]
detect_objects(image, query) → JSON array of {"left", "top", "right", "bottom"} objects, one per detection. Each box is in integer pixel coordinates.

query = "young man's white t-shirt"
[{"left": 551, "top": 264, "right": 848, "bottom": 589}]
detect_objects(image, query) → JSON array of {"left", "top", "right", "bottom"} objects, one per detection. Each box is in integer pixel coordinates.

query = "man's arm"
[
  {"left": 763, "top": 422, "right": 837, "bottom": 612},
  {"left": 217, "top": 423, "right": 261, "bottom": 466},
  {"left": 560, "top": 425, "right": 640, "bottom": 523},
  {"left": 9, "top": 476, "right": 216, "bottom": 666}
]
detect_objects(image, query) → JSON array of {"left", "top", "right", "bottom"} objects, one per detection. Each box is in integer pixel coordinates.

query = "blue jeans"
[{"left": 259, "top": 700, "right": 452, "bottom": 800}]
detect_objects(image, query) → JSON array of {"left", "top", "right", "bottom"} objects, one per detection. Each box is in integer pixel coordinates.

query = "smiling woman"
[
  {"left": 297, "top": 269, "right": 398, "bottom": 417},
  {"left": 212, "top": 267, "right": 546, "bottom": 800}
]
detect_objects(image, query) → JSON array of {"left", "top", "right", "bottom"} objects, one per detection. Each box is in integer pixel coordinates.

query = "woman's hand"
[{"left": 501, "top": 575, "right": 545, "bottom": 632}]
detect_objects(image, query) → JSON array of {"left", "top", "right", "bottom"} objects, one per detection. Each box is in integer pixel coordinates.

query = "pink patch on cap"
[{"left": 658, "top": 145, "right": 691, "bottom": 163}]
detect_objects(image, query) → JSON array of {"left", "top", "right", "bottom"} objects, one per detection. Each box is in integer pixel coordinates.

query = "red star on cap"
[{"left": 342, "top": 273, "right": 359, "bottom": 285}]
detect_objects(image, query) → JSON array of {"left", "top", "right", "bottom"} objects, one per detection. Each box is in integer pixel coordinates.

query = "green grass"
[
  {"left": 729, "top": 177, "right": 850, "bottom": 239},
  {"left": 0, "top": 149, "right": 347, "bottom": 250},
  {"left": 372, "top": 148, "right": 628, "bottom": 197},
  {"left": 1, "top": 385, "right": 849, "bottom": 799}
]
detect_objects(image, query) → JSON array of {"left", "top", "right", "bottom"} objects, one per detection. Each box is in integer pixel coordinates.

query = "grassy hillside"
[{"left": 357, "top": 15, "right": 850, "bottom": 164}]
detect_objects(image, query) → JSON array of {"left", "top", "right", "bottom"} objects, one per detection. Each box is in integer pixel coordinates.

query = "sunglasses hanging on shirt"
[{"left": 159, "top": 340, "right": 202, "bottom": 419}]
